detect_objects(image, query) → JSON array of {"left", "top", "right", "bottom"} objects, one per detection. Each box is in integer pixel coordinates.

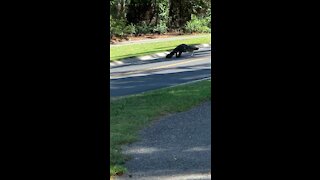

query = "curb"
[{"left": 110, "top": 43, "right": 211, "bottom": 68}]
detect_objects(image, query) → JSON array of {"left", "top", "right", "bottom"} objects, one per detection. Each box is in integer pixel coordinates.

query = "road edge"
[{"left": 110, "top": 77, "right": 211, "bottom": 101}]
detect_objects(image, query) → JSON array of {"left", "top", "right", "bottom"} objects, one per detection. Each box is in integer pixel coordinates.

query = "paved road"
[
  {"left": 110, "top": 47, "right": 211, "bottom": 97},
  {"left": 114, "top": 101, "right": 211, "bottom": 180}
]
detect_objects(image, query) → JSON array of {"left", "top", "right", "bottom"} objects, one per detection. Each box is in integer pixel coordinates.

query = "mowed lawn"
[
  {"left": 110, "top": 80, "right": 211, "bottom": 176},
  {"left": 110, "top": 34, "right": 211, "bottom": 61}
]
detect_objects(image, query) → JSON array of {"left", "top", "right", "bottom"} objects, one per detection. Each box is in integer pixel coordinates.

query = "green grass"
[
  {"left": 110, "top": 34, "right": 211, "bottom": 61},
  {"left": 110, "top": 80, "right": 211, "bottom": 176}
]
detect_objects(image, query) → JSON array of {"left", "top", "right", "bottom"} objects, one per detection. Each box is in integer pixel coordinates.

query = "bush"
[
  {"left": 135, "top": 21, "right": 152, "bottom": 35},
  {"left": 152, "top": 21, "right": 168, "bottom": 34},
  {"left": 110, "top": 17, "right": 136, "bottom": 38},
  {"left": 184, "top": 14, "right": 211, "bottom": 33},
  {"left": 123, "top": 23, "right": 136, "bottom": 36},
  {"left": 110, "top": 17, "right": 127, "bottom": 38}
]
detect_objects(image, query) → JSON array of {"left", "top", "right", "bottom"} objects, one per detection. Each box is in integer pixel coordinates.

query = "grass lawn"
[
  {"left": 110, "top": 80, "right": 211, "bottom": 176},
  {"left": 110, "top": 34, "right": 211, "bottom": 62}
]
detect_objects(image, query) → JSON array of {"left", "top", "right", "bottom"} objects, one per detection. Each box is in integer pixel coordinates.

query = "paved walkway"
[{"left": 114, "top": 101, "right": 211, "bottom": 180}]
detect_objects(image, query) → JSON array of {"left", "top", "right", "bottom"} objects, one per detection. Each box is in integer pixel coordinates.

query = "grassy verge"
[
  {"left": 110, "top": 34, "right": 211, "bottom": 61},
  {"left": 110, "top": 80, "right": 211, "bottom": 176}
]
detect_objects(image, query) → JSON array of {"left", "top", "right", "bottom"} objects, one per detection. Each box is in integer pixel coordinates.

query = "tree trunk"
[
  {"left": 117, "top": 1, "right": 121, "bottom": 18},
  {"left": 121, "top": 0, "right": 126, "bottom": 18},
  {"left": 155, "top": 0, "right": 158, "bottom": 26},
  {"left": 148, "top": 2, "right": 155, "bottom": 25},
  {"left": 179, "top": 0, "right": 182, "bottom": 27}
]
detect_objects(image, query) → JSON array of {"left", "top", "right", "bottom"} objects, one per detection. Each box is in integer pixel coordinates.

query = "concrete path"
[{"left": 114, "top": 101, "right": 211, "bottom": 180}]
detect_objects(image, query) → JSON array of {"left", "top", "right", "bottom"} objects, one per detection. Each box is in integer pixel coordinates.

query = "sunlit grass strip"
[
  {"left": 110, "top": 80, "right": 211, "bottom": 176},
  {"left": 110, "top": 34, "right": 211, "bottom": 61}
]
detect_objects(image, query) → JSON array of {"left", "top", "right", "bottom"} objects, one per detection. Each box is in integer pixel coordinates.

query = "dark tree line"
[{"left": 110, "top": 0, "right": 211, "bottom": 38}]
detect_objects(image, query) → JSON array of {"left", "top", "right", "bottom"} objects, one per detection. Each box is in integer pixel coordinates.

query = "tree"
[{"left": 110, "top": 0, "right": 211, "bottom": 37}]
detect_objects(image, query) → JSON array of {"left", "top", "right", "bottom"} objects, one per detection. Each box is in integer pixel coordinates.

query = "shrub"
[
  {"left": 110, "top": 17, "right": 127, "bottom": 38},
  {"left": 110, "top": 17, "right": 136, "bottom": 38},
  {"left": 123, "top": 23, "right": 136, "bottom": 36},
  {"left": 185, "top": 14, "right": 211, "bottom": 33},
  {"left": 152, "top": 21, "right": 168, "bottom": 34},
  {"left": 135, "top": 22, "right": 152, "bottom": 35}
]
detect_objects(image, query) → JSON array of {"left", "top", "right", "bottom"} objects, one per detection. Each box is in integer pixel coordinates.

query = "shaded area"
[{"left": 114, "top": 102, "right": 211, "bottom": 180}]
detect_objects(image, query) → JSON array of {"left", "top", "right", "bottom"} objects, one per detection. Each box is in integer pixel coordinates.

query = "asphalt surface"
[
  {"left": 110, "top": 47, "right": 211, "bottom": 97},
  {"left": 114, "top": 101, "right": 211, "bottom": 180}
]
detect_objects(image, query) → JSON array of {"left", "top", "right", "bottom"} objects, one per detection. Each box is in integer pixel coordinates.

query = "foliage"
[
  {"left": 156, "top": 0, "right": 169, "bottom": 24},
  {"left": 135, "top": 21, "right": 152, "bottom": 35},
  {"left": 110, "top": 16, "right": 136, "bottom": 38},
  {"left": 110, "top": 16, "right": 126, "bottom": 37},
  {"left": 110, "top": 0, "right": 211, "bottom": 37},
  {"left": 152, "top": 20, "right": 168, "bottom": 34},
  {"left": 184, "top": 14, "right": 211, "bottom": 33},
  {"left": 123, "top": 23, "right": 136, "bottom": 35}
]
